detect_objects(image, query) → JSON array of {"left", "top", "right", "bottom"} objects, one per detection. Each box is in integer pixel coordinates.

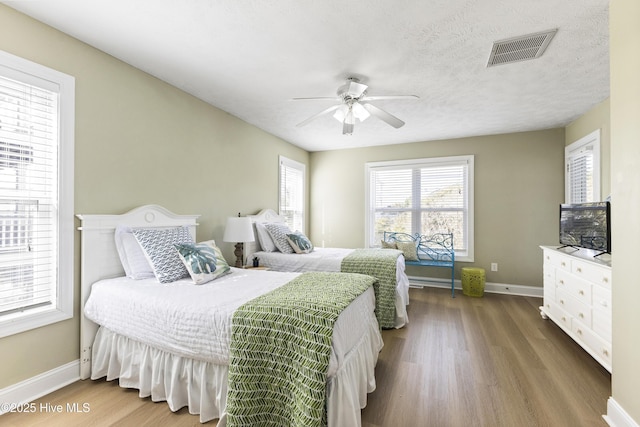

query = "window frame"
[
  {"left": 365, "top": 155, "right": 474, "bottom": 262},
  {"left": 0, "top": 50, "right": 75, "bottom": 338},
  {"left": 278, "top": 155, "right": 306, "bottom": 233},
  {"left": 565, "top": 129, "right": 601, "bottom": 204}
]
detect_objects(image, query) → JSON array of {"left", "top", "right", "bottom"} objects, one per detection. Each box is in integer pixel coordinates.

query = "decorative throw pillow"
[
  {"left": 286, "top": 232, "right": 314, "bottom": 254},
  {"left": 381, "top": 240, "right": 398, "bottom": 249},
  {"left": 115, "top": 225, "right": 155, "bottom": 279},
  {"left": 396, "top": 241, "right": 419, "bottom": 261},
  {"left": 263, "top": 222, "right": 295, "bottom": 254},
  {"left": 255, "top": 222, "right": 278, "bottom": 252},
  {"left": 132, "top": 226, "right": 194, "bottom": 283},
  {"left": 175, "top": 240, "right": 231, "bottom": 284}
]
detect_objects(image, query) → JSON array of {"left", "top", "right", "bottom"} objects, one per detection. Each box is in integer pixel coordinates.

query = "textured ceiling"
[{"left": 3, "top": 0, "right": 609, "bottom": 152}]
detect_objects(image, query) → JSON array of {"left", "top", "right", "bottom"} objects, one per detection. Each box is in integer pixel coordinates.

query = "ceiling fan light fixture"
[
  {"left": 352, "top": 102, "right": 371, "bottom": 121},
  {"left": 333, "top": 104, "right": 348, "bottom": 122}
]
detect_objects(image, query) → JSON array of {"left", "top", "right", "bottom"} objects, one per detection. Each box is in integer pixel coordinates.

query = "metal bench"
[{"left": 383, "top": 231, "right": 455, "bottom": 297}]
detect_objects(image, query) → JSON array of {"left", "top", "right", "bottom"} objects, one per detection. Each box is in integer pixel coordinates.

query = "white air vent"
[{"left": 487, "top": 29, "right": 558, "bottom": 67}]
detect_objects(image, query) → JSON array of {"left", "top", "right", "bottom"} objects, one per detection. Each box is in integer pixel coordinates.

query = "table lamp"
[{"left": 223, "top": 214, "right": 255, "bottom": 268}]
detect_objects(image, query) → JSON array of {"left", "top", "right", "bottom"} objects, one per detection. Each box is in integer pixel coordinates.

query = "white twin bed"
[
  {"left": 245, "top": 208, "right": 410, "bottom": 328},
  {"left": 78, "top": 205, "right": 383, "bottom": 425}
]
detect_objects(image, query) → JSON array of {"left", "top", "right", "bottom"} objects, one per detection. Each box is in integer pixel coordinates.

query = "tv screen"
[{"left": 559, "top": 202, "right": 611, "bottom": 254}]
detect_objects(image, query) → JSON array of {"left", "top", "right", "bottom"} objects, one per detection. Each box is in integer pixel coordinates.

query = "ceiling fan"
[{"left": 294, "top": 77, "right": 419, "bottom": 135}]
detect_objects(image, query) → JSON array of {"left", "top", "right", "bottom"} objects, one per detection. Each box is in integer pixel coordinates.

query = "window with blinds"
[
  {"left": 279, "top": 156, "right": 305, "bottom": 232},
  {"left": 565, "top": 130, "right": 601, "bottom": 204},
  {"left": 366, "top": 155, "right": 474, "bottom": 261},
  {"left": 0, "top": 50, "right": 74, "bottom": 338}
]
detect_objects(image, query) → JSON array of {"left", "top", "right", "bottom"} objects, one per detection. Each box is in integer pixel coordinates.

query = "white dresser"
[{"left": 540, "top": 246, "right": 612, "bottom": 372}]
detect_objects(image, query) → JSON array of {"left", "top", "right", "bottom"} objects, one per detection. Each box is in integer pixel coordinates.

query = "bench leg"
[{"left": 451, "top": 267, "right": 455, "bottom": 298}]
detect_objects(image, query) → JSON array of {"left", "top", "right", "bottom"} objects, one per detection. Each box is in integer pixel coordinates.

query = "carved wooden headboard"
[
  {"left": 76, "top": 205, "right": 199, "bottom": 379},
  {"left": 244, "top": 208, "right": 286, "bottom": 263}
]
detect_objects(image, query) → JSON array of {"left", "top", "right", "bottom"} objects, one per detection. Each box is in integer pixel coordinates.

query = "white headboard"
[
  {"left": 244, "top": 208, "right": 286, "bottom": 263},
  {"left": 76, "top": 204, "right": 200, "bottom": 379}
]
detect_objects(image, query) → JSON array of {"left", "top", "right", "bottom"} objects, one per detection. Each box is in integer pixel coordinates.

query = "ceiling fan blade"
[
  {"left": 296, "top": 104, "right": 341, "bottom": 127},
  {"left": 361, "top": 95, "right": 419, "bottom": 101},
  {"left": 292, "top": 96, "right": 341, "bottom": 101},
  {"left": 362, "top": 103, "right": 405, "bottom": 128}
]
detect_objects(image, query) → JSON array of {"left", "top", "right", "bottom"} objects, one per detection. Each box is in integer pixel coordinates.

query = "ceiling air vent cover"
[{"left": 487, "top": 29, "right": 558, "bottom": 67}]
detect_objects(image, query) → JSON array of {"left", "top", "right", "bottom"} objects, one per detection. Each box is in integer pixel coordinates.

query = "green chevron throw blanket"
[
  {"left": 341, "top": 248, "right": 402, "bottom": 329},
  {"left": 226, "top": 271, "right": 376, "bottom": 427}
]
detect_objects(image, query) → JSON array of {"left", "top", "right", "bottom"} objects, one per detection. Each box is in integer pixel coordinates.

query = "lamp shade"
[{"left": 223, "top": 217, "right": 255, "bottom": 243}]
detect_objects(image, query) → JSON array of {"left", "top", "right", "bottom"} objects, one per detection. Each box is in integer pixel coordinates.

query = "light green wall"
[
  {"left": 0, "top": 5, "right": 308, "bottom": 388},
  {"left": 610, "top": 0, "right": 640, "bottom": 423},
  {"left": 565, "top": 98, "right": 611, "bottom": 200},
  {"left": 309, "top": 129, "right": 565, "bottom": 287}
]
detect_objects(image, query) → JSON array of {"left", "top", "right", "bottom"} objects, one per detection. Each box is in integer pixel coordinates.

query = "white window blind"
[
  {"left": 0, "top": 50, "right": 74, "bottom": 337},
  {"left": 565, "top": 130, "right": 600, "bottom": 204},
  {"left": 279, "top": 156, "right": 305, "bottom": 232},
  {"left": 366, "top": 155, "right": 474, "bottom": 261}
]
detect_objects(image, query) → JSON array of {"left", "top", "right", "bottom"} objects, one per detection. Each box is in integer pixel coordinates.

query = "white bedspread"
[
  {"left": 254, "top": 247, "right": 411, "bottom": 327},
  {"left": 254, "top": 247, "right": 354, "bottom": 272},
  {"left": 84, "top": 267, "right": 378, "bottom": 376}
]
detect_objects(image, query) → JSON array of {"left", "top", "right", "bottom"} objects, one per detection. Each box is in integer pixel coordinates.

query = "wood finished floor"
[{"left": 2, "top": 287, "right": 610, "bottom": 427}]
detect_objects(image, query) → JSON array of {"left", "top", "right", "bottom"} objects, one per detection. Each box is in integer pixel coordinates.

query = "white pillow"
[
  {"left": 132, "top": 226, "right": 194, "bottom": 283},
  {"left": 114, "top": 225, "right": 155, "bottom": 279},
  {"left": 255, "top": 222, "right": 278, "bottom": 252}
]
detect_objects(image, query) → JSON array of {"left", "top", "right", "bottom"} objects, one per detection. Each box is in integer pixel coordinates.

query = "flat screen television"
[{"left": 559, "top": 201, "right": 611, "bottom": 256}]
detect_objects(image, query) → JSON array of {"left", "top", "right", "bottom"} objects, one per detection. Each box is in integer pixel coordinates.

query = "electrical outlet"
[{"left": 491, "top": 262, "right": 498, "bottom": 272}]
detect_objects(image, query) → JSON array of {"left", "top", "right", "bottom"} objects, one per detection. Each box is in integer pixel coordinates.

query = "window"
[
  {"left": 0, "top": 50, "right": 74, "bottom": 338},
  {"left": 366, "top": 155, "right": 474, "bottom": 261},
  {"left": 278, "top": 156, "right": 305, "bottom": 232},
  {"left": 565, "top": 130, "right": 601, "bottom": 203}
]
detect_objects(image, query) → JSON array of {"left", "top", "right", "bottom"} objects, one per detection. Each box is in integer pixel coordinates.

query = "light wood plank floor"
[{"left": 2, "top": 287, "right": 610, "bottom": 426}]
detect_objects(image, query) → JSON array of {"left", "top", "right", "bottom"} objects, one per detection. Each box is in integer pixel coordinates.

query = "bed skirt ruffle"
[{"left": 90, "top": 321, "right": 382, "bottom": 425}]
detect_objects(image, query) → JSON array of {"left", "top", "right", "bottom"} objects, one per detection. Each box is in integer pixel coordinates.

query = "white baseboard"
[
  {"left": 408, "top": 276, "right": 543, "bottom": 298},
  {"left": 0, "top": 360, "right": 80, "bottom": 414},
  {"left": 604, "top": 397, "right": 640, "bottom": 427}
]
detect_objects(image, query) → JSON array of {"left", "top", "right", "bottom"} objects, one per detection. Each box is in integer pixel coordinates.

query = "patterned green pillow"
[
  {"left": 380, "top": 240, "right": 398, "bottom": 249},
  {"left": 286, "top": 232, "right": 314, "bottom": 254},
  {"left": 396, "top": 241, "right": 419, "bottom": 261},
  {"left": 175, "top": 240, "right": 231, "bottom": 284}
]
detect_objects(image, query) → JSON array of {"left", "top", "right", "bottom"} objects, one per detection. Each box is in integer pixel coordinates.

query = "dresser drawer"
[
  {"left": 572, "top": 259, "right": 611, "bottom": 290},
  {"left": 572, "top": 319, "right": 612, "bottom": 368},
  {"left": 548, "top": 300, "right": 572, "bottom": 331},
  {"left": 544, "top": 250, "right": 571, "bottom": 272},
  {"left": 592, "top": 285, "right": 612, "bottom": 315},
  {"left": 555, "top": 269, "right": 592, "bottom": 305},
  {"left": 593, "top": 309, "right": 612, "bottom": 342},
  {"left": 556, "top": 288, "right": 592, "bottom": 328}
]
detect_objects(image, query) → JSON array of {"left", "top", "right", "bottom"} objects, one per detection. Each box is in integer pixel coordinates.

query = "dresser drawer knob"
[
  {"left": 603, "top": 277, "right": 609, "bottom": 284},
  {"left": 577, "top": 329, "right": 583, "bottom": 335},
  {"left": 579, "top": 313, "right": 584, "bottom": 318},
  {"left": 576, "top": 267, "right": 582, "bottom": 273},
  {"left": 579, "top": 290, "right": 584, "bottom": 296},
  {"left": 560, "top": 299, "right": 565, "bottom": 305},
  {"left": 603, "top": 349, "right": 609, "bottom": 356}
]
